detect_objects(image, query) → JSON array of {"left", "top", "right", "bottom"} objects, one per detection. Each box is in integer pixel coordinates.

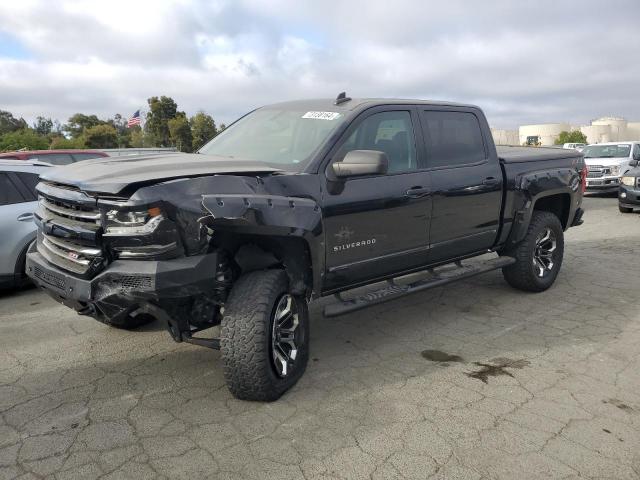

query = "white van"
[{"left": 583, "top": 142, "right": 640, "bottom": 192}]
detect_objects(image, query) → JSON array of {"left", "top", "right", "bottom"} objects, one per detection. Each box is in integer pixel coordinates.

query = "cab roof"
[{"left": 264, "top": 97, "right": 479, "bottom": 112}]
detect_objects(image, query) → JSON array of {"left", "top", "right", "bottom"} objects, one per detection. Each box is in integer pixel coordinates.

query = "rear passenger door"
[{"left": 419, "top": 107, "right": 503, "bottom": 262}]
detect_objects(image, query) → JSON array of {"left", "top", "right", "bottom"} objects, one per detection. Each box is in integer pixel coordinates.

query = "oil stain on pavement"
[{"left": 466, "top": 358, "right": 530, "bottom": 383}]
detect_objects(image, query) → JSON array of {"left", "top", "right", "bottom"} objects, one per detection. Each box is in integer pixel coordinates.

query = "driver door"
[{"left": 321, "top": 106, "right": 432, "bottom": 292}]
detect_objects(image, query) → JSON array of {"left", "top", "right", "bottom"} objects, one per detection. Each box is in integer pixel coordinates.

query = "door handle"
[
  {"left": 482, "top": 177, "right": 499, "bottom": 186},
  {"left": 17, "top": 213, "right": 34, "bottom": 222},
  {"left": 405, "top": 186, "right": 431, "bottom": 198}
]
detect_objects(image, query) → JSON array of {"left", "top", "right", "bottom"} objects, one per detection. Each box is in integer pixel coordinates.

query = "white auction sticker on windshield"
[{"left": 302, "top": 111, "right": 341, "bottom": 120}]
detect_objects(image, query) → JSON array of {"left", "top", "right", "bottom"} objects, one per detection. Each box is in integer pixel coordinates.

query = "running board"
[{"left": 323, "top": 256, "right": 515, "bottom": 318}]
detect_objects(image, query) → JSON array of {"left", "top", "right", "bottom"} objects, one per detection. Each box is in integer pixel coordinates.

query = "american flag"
[{"left": 127, "top": 110, "right": 141, "bottom": 128}]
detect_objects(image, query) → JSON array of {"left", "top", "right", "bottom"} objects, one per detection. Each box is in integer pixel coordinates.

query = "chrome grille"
[
  {"left": 35, "top": 182, "right": 103, "bottom": 276},
  {"left": 38, "top": 233, "right": 101, "bottom": 275},
  {"left": 586, "top": 165, "right": 610, "bottom": 178},
  {"left": 39, "top": 197, "right": 100, "bottom": 223}
]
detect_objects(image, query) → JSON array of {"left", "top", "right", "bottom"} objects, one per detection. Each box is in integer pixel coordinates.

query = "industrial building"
[{"left": 491, "top": 117, "right": 640, "bottom": 146}]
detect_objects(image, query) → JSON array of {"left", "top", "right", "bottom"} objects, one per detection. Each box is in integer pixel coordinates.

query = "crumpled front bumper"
[{"left": 25, "top": 242, "right": 220, "bottom": 325}]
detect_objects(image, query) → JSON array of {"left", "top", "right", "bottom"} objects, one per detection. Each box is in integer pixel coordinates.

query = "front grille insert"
[
  {"left": 120, "top": 275, "right": 153, "bottom": 291},
  {"left": 33, "top": 265, "right": 65, "bottom": 289},
  {"left": 586, "top": 165, "right": 611, "bottom": 178}
]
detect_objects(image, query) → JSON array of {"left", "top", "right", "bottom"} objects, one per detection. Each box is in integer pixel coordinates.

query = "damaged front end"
[{"left": 26, "top": 173, "right": 322, "bottom": 349}]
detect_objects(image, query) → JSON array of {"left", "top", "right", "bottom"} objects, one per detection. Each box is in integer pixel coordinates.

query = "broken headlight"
[
  {"left": 104, "top": 207, "right": 162, "bottom": 235},
  {"left": 103, "top": 207, "right": 180, "bottom": 259}
]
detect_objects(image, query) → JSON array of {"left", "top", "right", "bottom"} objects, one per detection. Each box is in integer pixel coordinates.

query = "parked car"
[
  {"left": 563, "top": 143, "right": 586, "bottom": 151},
  {"left": 582, "top": 142, "right": 640, "bottom": 192},
  {"left": 0, "top": 149, "right": 108, "bottom": 165},
  {"left": 0, "top": 160, "right": 51, "bottom": 288},
  {"left": 26, "top": 96, "right": 586, "bottom": 401},
  {"left": 619, "top": 157, "right": 640, "bottom": 212}
]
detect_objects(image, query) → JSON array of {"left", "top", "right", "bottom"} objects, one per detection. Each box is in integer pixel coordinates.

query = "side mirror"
[
  {"left": 332, "top": 150, "right": 388, "bottom": 178},
  {"left": 630, "top": 159, "right": 639, "bottom": 167}
]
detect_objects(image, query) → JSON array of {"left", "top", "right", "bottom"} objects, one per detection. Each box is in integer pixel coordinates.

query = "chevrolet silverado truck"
[{"left": 26, "top": 95, "right": 586, "bottom": 401}]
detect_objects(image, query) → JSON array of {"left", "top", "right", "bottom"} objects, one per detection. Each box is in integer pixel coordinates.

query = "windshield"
[
  {"left": 198, "top": 108, "right": 347, "bottom": 171},
  {"left": 583, "top": 144, "right": 631, "bottom": 158}
]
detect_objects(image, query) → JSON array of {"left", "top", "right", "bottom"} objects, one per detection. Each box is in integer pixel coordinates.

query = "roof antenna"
[{"left": 334, "top": 91, "right": 352, "bottom": 105}]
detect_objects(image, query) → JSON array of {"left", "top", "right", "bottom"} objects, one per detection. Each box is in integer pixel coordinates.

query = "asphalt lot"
[{"left": 1, "top": 196, "right": 639, "bottom": 480}]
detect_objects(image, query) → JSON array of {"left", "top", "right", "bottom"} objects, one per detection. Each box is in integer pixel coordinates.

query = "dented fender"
[{"left": 201, "top": 194, "right": 321, "bottom": 235}]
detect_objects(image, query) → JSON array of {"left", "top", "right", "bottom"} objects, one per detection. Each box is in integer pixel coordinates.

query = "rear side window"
[
  {"left": 72, "top": 153, "right": 104, "bottom": 161},
  {"left": 0, "top": 173, "right": 25, "bottom": 206},
  {"left": 27, "top": 153, "right": 74, "bottom": 165},
  {"left": 422, "top": 111, "right": 486, "bottom": 168}
]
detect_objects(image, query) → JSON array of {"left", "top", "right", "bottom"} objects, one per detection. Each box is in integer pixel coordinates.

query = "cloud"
[{"left": 0, "top": 0, "right": 639, "bottom": 128}]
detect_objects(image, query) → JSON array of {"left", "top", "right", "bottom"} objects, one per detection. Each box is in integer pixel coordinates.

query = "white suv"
[{"left": 583, "top": 142, "right": 640, "bottom": 193}]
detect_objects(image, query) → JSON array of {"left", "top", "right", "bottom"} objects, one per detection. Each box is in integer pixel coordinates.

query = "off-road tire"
[
  {"left": 619, "top": 205, "right": 633, "bottom": 213},
  {"left": 501, "top": 211, "right": 564, "bottom": 292},
  {"left": 220, "top": 269, "right": 309, "bottom": 401}
]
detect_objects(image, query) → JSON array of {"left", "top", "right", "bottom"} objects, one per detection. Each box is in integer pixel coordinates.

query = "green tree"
[
  {"left": 190, "top": 111, "right": 217, "bottom": 150},
  {"left": 555, "top": 130, "right": 588, "bottom": 145},
  {"left": 33, "top": 116, "right": 55, "bottom": 136},
  {"left": 145, "top": 96, "right": 178, "bottom": 147},
  {"left": 111, "top": 113, "right": 132, "bottom": 148},
  {"left": 0, "top": 110, "right": 28, "bottom": 135},
  {"left": 219, "top": 123, "right": 227, "bottom": 132},
  {"left": 50, "top": 136, "right": 85, "bottom": 149},
  {"left": 83, "top": 124, "right": 118, "bottom": 148},
  {"left": 0, "top": 129, "right": 49, "bottom": 151},
  {"left": 65, "top": 113, "right": 104, "bottom": 138},
  {"left": 168, "top": 113, "right": 193, "bottom": 152},
  {"left": 129, "top": 127, "right": 144, "bottom": 147}
]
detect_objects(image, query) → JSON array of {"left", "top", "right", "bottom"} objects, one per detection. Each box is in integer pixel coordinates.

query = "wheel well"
[
  {"left": 213, "top": 233, "right": 313, "bottom": 297},
  {"left": 533, "top": 194, "right": 570, "bottom": 229}
]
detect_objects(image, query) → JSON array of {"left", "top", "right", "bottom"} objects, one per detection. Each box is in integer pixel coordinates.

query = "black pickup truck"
[{"left": 26, "top": 95, "right": 586, "bottom": 401}]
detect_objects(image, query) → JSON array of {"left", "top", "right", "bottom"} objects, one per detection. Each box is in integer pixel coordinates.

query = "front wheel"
[
  {"left": 220, "top": 269, "right": 309, "bottom": 401},
  {"left": 619, "top": 205, "right": 633, "bottom": 213},
  {"left": 501, "top": 211, "right": 564, "bottom": 292}
]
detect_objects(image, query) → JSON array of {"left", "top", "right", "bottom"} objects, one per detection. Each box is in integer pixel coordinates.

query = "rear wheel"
[
  {"left": 619, "top": 205, "right": 633, "bottom": 213},
  {"left": 220, "top": 269, "right": 309, "bottom": 401},
  {"left": 501, "top": 211, "right": 564, "bottom": 292}
]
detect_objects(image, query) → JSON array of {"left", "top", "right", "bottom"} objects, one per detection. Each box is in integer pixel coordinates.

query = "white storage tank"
[
  {"left": 591, "top": 117, "right": 627, "bottom": 142},
  {"left": 580, "top": 124, "right": 612, "bottom": 144},
  {"left": 519, "top": 123, "right": 570, "bottom": 146}
]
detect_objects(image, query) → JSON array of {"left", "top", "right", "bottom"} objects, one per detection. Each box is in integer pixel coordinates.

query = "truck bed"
[{"left": 497, "top": 145, "right": 582, "bottom": 163}]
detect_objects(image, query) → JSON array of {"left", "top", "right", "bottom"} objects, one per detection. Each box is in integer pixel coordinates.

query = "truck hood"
[
  {"left": 39, "top": 153, "right": 282, "bottom": 195},
  {"left": 584, "top": 156, "right": 629, "bottom": 167}
]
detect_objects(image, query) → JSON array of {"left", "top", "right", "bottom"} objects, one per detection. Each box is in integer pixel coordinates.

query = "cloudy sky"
[{"left": 1, "top": 0, "right": 639, "bottom": 129}]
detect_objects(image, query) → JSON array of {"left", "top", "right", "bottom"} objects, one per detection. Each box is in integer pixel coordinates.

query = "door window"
[
  {"left": 0, "top": 173, "right": 26, "bottom": 205},
  {"left": 336, "top": 111, "right": 417, "bottom": 173},
  {"left": 422, "top": 111, "right": 486, "bottom": 168}
]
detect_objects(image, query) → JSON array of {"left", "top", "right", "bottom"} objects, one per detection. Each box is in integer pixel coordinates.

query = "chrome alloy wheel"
[
  {"left": 271, "top": 294, "right": 300, "bottom": 378},
  {"left": 533, "top": 228, "right": 557, "bottom": 277}
]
